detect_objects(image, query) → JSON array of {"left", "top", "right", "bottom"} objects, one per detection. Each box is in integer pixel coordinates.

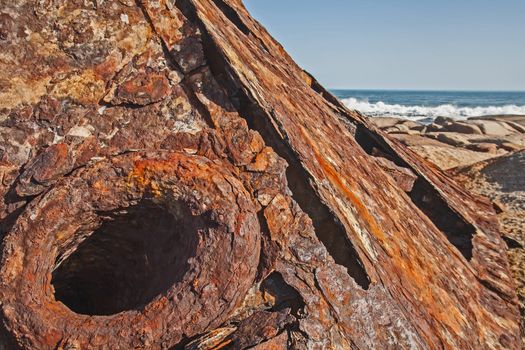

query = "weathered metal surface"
[
  {"left": 0, "top": 0, "right": 520, "bottom": 349},
  {"left": 2, "top": 152, "right": 261, "bottom": 349}
]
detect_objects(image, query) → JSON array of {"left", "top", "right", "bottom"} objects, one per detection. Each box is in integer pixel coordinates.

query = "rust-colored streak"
[
  {"left": 0, "top": 0, "right": 519, "bottom": 349},
  {"left": 210, "top": 339, "right": 233, "bottom": 350},
  {"left": 300, "top": 126, "right": 386, "bottom": 243}
]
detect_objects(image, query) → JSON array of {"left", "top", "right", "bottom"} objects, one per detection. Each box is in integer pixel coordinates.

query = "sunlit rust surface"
[{"left": 0, "top": 0, "right": 520, "bottom": 349}]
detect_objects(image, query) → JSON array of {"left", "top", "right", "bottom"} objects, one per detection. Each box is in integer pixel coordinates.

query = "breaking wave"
[{"left": 341, "top": 97, "right": 525, "bottom": 121}]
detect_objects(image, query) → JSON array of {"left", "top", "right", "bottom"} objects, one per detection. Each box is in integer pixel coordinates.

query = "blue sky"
[{"left": 244, "top": 0, "right": 525, "bottom": 91}]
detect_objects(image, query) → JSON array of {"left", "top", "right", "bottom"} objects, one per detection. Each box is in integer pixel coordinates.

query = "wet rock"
[
  {"left": 425, "top": 123, "right": 445, "bottom": 132},
  {"left": 434, "top": 116, "right": 455, "bottom": 125},
  {"left": 410, "top": 124, "right": 426, "bottom": 132}
]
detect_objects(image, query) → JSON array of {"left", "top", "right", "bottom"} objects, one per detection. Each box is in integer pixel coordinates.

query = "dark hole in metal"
[{"left": 52, "top": 199, "right": 200, "bottom": 316}]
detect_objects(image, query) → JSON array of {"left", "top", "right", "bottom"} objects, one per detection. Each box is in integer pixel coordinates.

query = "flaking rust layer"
[{"left": 0, "top": 0, "right": 520, "bottom": 349}]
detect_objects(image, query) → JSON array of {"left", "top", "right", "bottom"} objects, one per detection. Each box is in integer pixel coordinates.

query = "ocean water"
[{"left": 331, "top": 90, "right": 525, "bottom": 123}]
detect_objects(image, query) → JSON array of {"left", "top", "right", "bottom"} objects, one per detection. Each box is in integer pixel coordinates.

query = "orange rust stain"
[
  {"left": 260, "top": 342, "right": 285, "bottom": 350},
  {"left": 299, "top": 127, "right": 386, "bottom": 242},
  {"left": 298, "top": 127, "right": 469, "bottom": 337},
  {"left": 47, "top": 299, "right": 69, "bottom": 315},
  {"left": 119, "top": 74, "right": 170, "bottom": 101},
  {"left": 93, "top": 56, "right": 118, "bottom": 82},
  {"left": 235, "top": 212, "right": 246, "bottom": 236},
  {"left": 128, "top": 156, "right": 182, "bottom": 190},
  {"left": 315, "top": 297, "right": 336, "bottom": 328},
  {"left": 92, "top": 179, "right": 112, "bottom": 194},
  {"left": 210, "top": 339, "right": 233, "bottom": 350},
  {"left": 54, "top": 143, "right": 68, "bottom": 157},
  {"left": 24, "top": 272, "right": 36, "bottom": 283},
  {"left": 42, "top": 328, "right": 63, "bottom": 349}
]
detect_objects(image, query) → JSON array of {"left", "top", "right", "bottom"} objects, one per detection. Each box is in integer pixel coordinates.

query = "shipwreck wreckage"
[{"left": 0, "top": 0, "right": 520, "bottom": 349}]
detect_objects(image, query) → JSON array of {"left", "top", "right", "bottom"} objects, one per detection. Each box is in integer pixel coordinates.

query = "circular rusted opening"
[
  {"left": 51, "top": 198, "right": 201, "bottom": 316},
  {"left": 1, "top": 153, "right": 261, "bottom": 348}
]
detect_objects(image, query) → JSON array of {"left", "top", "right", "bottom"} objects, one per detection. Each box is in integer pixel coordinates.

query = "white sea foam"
[{"left": 341, "top": 97, "right": 525, "bottom": 121}]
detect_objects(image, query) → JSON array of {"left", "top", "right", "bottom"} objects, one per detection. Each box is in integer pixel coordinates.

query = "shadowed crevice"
[
  {"left": 175, "top": 0, "right": 371, "bottom": 289},
  {"left": 262, "top": 272, "right": 304, "bottom": 315},
  {"left": 354, "top": 124, "right": 475, "bottom": 260},
  {"left": 211, "top": 0, "right": 251, "bottom": 35},
  {"left": 409, "top": 178, "right": 474, "bottom": 260}
]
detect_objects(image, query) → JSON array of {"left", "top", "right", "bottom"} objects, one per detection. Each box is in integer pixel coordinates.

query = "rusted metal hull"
[{"left": 0, "top": 0, "right": 520, "bottom": 349}]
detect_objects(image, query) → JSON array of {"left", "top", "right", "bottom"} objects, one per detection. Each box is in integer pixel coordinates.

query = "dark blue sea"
[{"left": 331, "top": 90, "right": 525, "bottom": 123}]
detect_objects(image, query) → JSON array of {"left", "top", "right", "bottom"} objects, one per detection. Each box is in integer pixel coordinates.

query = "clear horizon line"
[{"left": 328, "top": 87, "right": 525, "bottom": 93}]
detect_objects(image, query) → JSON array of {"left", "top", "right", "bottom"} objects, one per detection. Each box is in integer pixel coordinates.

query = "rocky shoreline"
[
  {"left": 372, "top": 115, "right": 525, "bottom": 338},
  {"left": 373, "top": 115, "right": 525, "bottom": 169}
]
